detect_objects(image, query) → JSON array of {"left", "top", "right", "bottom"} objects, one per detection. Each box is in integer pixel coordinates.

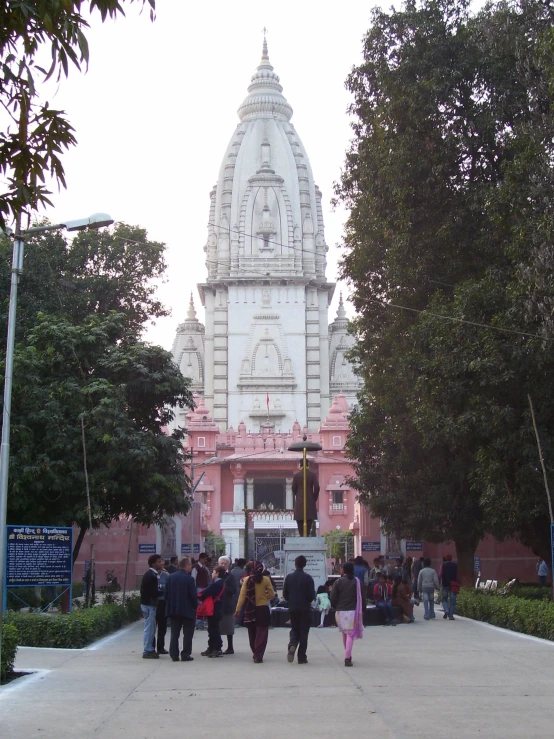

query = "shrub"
[
  {"left": 1, "top": 624, "right": 18, "bottom": 679},
  {"left": 510, "top": 584, "right": 551, "bottom": 602},
  {"left": 457, "top": 589, "right": 554, "bottom": 641},
  {"left": 4, "top": 595, "right": 142, "bottom": 649}
]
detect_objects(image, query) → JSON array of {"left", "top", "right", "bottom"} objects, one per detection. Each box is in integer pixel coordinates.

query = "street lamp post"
[{"left": 0, "top": 213, "right": 114, "bottom": 671}]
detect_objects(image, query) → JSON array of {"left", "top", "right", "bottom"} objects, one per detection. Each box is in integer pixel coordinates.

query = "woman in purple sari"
[{"left": 330, "top": 561, "right": 365, "bottom": 667}]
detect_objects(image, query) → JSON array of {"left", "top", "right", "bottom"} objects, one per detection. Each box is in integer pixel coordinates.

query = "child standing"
[{"left": 316, "top": 584, "right": 331, "bottom": 627}]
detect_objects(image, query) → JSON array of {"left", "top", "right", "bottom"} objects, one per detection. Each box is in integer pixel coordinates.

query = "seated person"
[
  {"left": 373, "top": 573, "right": 396, "bottom": 625},
  {"left": 392, "top": 576, "right": 415, "bottom": 623}
]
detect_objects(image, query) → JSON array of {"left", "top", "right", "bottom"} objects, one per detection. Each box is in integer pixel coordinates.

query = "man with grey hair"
[
  {"left": 165, "top": 557, "right": 198, "bottom": 662},
  {"left": 218, "top": 554, "right": 237, "bottom": 654}
]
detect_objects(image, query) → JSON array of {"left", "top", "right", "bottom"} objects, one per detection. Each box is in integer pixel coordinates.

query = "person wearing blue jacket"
[
  {"left": 165, "top": 557, "right": 199, "bottom": 662},
  {"left": 198, "top": 565, "right": 226, "bottom": 658}
]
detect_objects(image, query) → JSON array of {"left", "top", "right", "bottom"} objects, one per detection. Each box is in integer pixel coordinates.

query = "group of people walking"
[{"left": 140, "top": 550, "right": 459, "bottom": 668}]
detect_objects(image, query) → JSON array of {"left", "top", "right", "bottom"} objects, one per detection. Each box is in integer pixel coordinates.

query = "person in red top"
[{"left": 373, "top": 573, "right": 397, "bottom": 625}]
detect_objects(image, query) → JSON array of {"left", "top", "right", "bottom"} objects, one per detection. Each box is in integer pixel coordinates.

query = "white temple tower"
[{"left": 171, "top": 39, "right": 361, "bottom": 433}]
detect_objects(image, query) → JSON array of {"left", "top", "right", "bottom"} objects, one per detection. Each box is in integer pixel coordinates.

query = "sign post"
[
  {"left": 4, "top": 525, "right": 73, "bottom": 613},
  {"left": 361, "top": 541, "right": 381, "bottom": 553}
]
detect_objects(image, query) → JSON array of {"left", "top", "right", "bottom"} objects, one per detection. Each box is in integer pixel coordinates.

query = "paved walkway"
[{"left": 1, "top": 613, "right": 553, "bottom": 738}]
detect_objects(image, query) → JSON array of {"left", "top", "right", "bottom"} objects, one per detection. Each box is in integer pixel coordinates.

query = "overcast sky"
[{"left": 39, "top": 1, "right": 381, "bottom": 349}]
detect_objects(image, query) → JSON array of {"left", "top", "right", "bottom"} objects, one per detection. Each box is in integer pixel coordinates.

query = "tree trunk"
[
  {"left": 454, "top": 538, "right": 478, "bottom": 587},
  {"left": 72, "top": 524, "right": 88, "bottom": 565}
]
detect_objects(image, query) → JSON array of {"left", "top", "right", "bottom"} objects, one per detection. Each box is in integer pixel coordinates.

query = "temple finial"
[
  {"left": 336, "top": 292, "right": 347, "bottom": 320},
  {"left": 186, "top": 292, "right": 197, "bottom": 321},
  {"left": 262, "top": 27, "right": 269, "bottom": 60}
]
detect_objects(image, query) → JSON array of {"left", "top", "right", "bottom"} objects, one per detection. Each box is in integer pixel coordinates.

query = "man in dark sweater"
[
  {"left": 283, "top": 555, "right": 316, "bottom": 664},
  {"left": 165, "top": 557, "right": 199, "bottom": 662},
  {"left": 140, "top": 553, "right": 163, "bottom": 659}
]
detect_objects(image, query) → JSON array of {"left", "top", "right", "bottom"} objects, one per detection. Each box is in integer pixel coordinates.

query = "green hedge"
[
  {"left": 457, "top": 589, "right": 554, "bottom": 640},
  {"left": 509, "top": 584, "right": 551, "bottom": 602},
  {"left": 1, "top": 624, "right": 19, "bottom": 679},
  {"left": 4, "top": 595, "right": 141, "bottom": 649}
]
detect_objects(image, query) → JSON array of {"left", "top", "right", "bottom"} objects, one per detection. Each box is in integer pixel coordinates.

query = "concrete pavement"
[{"left": 1, "top": 613, "right": 553, "bottom": 738}]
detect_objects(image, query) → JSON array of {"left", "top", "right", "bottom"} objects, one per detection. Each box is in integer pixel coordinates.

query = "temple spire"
[
  {"left": 238, "top": 33, "right": 292, "bottom": 121},
  {"left": 187, "top": 292, "right": 197, "bottom": 321},
  {"left": 336, "top": 292, "right": 347, "bottom": 320}
]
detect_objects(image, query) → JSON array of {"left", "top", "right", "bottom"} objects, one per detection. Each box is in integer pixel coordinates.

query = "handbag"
[
  {"left": 196, "top": 585, "right": 223, "bottom": 617},
  {"left": 450, "top": 580, "right": 460, "bottom": 594},
  {"left": 196, "top": 597, "right": 214, "bottom": 618}
]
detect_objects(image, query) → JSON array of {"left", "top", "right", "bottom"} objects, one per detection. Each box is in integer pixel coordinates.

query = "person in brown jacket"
[
  {"left": 392, "top": 576, "right": 415, "bottom": 623},
  {"left": 291, "top": 461, "right": 320, "bottom": 536}
]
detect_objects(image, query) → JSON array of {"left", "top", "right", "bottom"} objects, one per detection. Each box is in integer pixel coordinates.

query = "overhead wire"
[
  {"left": 108, "top": 230, "right": 552, "bottom": 344},
  {"left": 355, "top": 295, "right": 553, "bottom": 342}
]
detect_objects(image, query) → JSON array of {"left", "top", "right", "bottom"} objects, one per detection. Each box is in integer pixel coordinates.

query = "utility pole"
[
  {"left": 528, "top": 395, "right": 554, "bottom": 603},
  {"left": 190, "top": 448, "right": 194, "bottom": 558}
]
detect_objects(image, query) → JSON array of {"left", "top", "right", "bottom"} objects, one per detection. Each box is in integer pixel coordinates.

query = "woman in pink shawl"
[{"left": 330, "top": 561, "right": 365, "bottom": 667}]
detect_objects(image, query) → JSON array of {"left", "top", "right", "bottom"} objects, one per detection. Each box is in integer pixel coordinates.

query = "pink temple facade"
[{"left": 73, "top": 392, "right": 538, "bottom": 589}]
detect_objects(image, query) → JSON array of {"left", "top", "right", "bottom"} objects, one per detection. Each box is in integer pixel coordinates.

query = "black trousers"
[
  {"left": 296, "top": 520, "right": 314, "bottom": 536},
  {"left": 169, "top": 616, "right": 195, "bottom": 660},
  {"left": 207, "top": 614, "right": 223, "bottom": 652},
  {"left": 153, "top": 601, "right": 167, "bottom": 652},
  {"left": 288, "top": 609, "right": 312, "bottom": 662}
]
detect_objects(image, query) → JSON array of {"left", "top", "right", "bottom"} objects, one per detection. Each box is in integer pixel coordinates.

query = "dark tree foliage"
[
  {"left": 0, "top": 222, "right": 169, "bottom": 343},
  {"left": 336, "top": 0, "right": 554, "bottom": 581},
  {"left": 0, "top": 223, "right": 193, "bottom": 561},
  {"left": 8, "top": 313, "right": 192, "bottom": 541}
]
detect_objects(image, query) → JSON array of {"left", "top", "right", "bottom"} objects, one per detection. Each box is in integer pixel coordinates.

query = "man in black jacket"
[
  {"left": 283, "top": 555, "right": 316, "bottom": 664},
  {"left": 140, "top": 553, "right": 163, "bottom": 659},
  {"left": 165, "top": 557, "right": 199, "bottom": 662}
]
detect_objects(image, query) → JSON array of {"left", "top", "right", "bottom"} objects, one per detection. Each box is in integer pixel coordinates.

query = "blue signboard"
[
  {"left": 181, "top": 543, "right": 201, "bottom": 555},
  {"left": 405, "top": 541, "right": 423, "bottom": 552},
  {"left": 361, "top": 541, "right": 381, "bottom": 552},
  {"left": 474, "top": 557, "right": 481, "bottom": 573},
  {"left": 138, "top": 543, "right": 156, "bottom": 554},
  {"left": 6, "top": 525, "right": 72, "bottom": 586}
]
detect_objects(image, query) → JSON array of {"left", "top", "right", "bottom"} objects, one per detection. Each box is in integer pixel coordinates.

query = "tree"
[
  {"left": 0, "top": 221, "right": 193, "bottom": 561},
  {"left": 323, "top": 529, "right": 353, "bottom": 561},
  {"left": 0, "top": 221, "right": 169, "bottom": 344},
  {"left": 336, "top": 0, "right": 554, "bottom": 582},
  {"left": 0, "top": 0, "right": 155, "bottom": 228},
  {"left": 204, "top": 532, "right": 227, "bottom": 558},
  {"left": 7, "top": 311, "right": 193, "bottom": 562}
]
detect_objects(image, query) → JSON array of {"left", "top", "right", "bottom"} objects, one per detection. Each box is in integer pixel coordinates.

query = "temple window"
[{"left": 332, "top": 490, "right": 344, "bottom": 510}]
